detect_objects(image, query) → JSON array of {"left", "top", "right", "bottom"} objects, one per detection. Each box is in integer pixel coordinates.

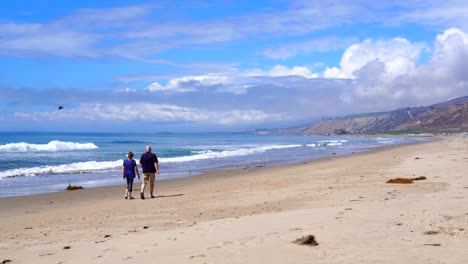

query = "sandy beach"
[{"left": 1, "top": 136, "right": 467, "bottom": 263}]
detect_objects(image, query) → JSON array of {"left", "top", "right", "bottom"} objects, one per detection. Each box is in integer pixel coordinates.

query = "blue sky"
[{"left": 1, "top": 0, "right": 468, "bottom": 132}]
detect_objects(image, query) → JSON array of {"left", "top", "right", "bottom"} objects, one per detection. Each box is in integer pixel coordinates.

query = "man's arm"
[{"left": 155, "top": 162, "right": 160, "bottom": 176}]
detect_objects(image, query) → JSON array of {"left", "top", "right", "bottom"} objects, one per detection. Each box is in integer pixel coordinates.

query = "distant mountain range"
[{"left": 254, "top": 96, "right": 468, "bottom": 135}]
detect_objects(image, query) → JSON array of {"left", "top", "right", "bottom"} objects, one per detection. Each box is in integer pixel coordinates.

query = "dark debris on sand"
[
  {"left": 1, "top": 260, "right": 12, "bottom": 264},
  {"left": 65, "top": 185, "right": 84, "bottom": 191},
  {"left": 292, "top": 235, "right": 319, "bottom": 246},
  {"left": 386, "top": 176, "right": 427, "bottom": 184}
]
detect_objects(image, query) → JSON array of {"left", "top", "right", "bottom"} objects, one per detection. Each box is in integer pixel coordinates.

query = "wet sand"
[{"left": 0, "top": 136, "right": 467, "bottom": 263}]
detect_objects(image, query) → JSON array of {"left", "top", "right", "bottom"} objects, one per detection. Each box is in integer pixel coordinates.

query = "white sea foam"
[
  {"left": 0, "top": 160, "right": 122, "bottom": 178},
  {"left": 0, "top": 140, "right": 98, "bottom": 152}
]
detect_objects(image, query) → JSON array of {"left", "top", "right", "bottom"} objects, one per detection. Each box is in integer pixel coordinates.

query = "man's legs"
[
  {"left": 149, "top": 173, "right": 156, "bottom": 198},
  {"left": 140, "top": 173, "right": 149, "bottom": 199}
]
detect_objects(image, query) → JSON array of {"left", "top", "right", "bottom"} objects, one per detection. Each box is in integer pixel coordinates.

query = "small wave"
[
  {"left": 112, "top": 140, "right": 146, "bottom": 144},
  {"left": 0, "top": 160, "right": 122, "bottom": 178},
  {"left": 161, "top": 144, "right": 303, "bottom": 163},
  {"left": 317, "top": 139, "right": 348, "bottom": 146},
  {"left": 0, "top": 141, "right": 98, "bottom": 152},
  {"left": 376, "top": 139, "right": 396, "bottom": 144}
]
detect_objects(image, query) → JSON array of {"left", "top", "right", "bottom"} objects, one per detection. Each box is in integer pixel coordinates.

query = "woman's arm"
[{"left": 134, "top": 163, "right": 140, "bottom": 179}]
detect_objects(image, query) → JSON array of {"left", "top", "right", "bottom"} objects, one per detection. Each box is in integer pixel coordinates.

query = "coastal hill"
[{"left": 256, "top": 96, "right": 468, "bottom": 135}]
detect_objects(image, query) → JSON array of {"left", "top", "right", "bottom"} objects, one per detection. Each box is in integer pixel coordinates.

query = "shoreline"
[
  {"left": 1, "top": 136, "right": 467, "bottom": 263},
  {"left": 0, "top": 136, "right": 433, "bottom": 200}
]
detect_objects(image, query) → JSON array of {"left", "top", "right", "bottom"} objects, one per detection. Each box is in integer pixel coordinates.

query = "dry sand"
[{"left": 1, "top": 136, "right": 467, "bottom": 263}]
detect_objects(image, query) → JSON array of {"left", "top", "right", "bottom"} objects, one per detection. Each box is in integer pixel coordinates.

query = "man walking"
[{"left": 139, "top": 145, "right": 160, "bottom": 199}]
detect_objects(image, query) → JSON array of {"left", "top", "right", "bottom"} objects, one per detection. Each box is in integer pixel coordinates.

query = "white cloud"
[
  {"left": 247, "top": 65, "right": 319, "bottom": 78},
  {"left": 145, "top": 66, "right": 320, "bottom": 94},
  {"left": 14, "top": 103, "right": 283, "bottom": 125},
  {"left": 433, "top": 27, "right": 468, "bottom": 67},
  {"left": 2, "top": 1, "right": 468, "bottom": 62},
  {"left": 323, "top": 67, "right": 347, "bottom": 79},
  {"left": 324, "top": 38, "right": 424, "bottom": 79},
  {"left": 327, "top": 27, "right": 468, "bottom": 110},
  {"left": 397, "top": 2, "right": 468, "bottom": 31},
  {"left": 0, "top": 2, "right": 431, "bottom": 60},
  {"left": 146, "top": 75, "right": 231, "bottom": 92},
  {"left": 0, "top": 23, "right": 99, "bottom": 57}
]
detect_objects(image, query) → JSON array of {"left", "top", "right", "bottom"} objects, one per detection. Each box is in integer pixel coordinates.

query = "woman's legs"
[{"left": 127, "top": 178, "right": 134, "bottom": 198}]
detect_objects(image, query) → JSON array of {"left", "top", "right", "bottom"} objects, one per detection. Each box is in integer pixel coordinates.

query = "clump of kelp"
[
  {"left": 65, "top": 185, "right": 84, "bottom": 191},
  {"left": 386, "top": 176, "right": 427, "bottom": 184}
]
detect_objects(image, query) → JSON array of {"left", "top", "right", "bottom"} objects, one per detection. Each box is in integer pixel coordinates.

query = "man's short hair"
[{"left": 146, "top": 145, "right": 151, "bottom": 150}]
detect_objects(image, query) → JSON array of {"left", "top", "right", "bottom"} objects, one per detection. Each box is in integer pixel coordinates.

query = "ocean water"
[{"left": 0, "top": 132, "right": 428, "bottom": 198}]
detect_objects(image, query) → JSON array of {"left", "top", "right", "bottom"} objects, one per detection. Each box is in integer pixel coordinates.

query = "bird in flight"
[{"left": 58, "top": 106, "right": 64, "bottom": 110}]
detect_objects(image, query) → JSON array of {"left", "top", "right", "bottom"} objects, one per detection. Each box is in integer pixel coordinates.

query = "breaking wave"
[
  {"left": 0, "top": 160, "right": 122, "bottom": 178},
  {"left": 0, "top": 141, "right": 98, "bottom": 152}
]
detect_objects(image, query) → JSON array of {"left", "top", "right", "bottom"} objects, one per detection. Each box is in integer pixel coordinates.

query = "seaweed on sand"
[
  {"left": 292, "top": 235, "right": 319, "bottom": 246},
  {"left": 65, "top": 185, "right": 84, "bottom": 191},
  {"left": 386, "top": 176, "right": 427, "bottom": 184}
]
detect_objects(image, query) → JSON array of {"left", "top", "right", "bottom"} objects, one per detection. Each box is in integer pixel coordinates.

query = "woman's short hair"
[{"left": 127, "top": 151, "right": 134, "bottom": 158}]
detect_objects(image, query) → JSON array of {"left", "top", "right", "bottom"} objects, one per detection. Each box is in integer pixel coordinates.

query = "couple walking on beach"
[{"left": 122, "top": 145, "right": 160, "bottom": 200}]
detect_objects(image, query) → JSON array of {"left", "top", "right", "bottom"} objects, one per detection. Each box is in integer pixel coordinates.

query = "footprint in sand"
[
  {"left": 207, "top": 245, "right": 222, "bottom": 250},
  {"left": 39, "top": 253, "right": 55, "bottom": 256},
  {"left": 289, "top": 228, "right": 302, "bottom": 231},
  {"left": 189, "top": 253, "right": 206, "bottom": 259}
]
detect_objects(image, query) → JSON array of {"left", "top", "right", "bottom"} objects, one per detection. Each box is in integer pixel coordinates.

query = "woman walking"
[{"left": 122, "top": 151, "right": 140, "bottom": 199}]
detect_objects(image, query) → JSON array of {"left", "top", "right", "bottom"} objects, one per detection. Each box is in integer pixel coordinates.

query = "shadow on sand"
[{"left": 155, "top": 194, "right": 185, "bottom": 198}]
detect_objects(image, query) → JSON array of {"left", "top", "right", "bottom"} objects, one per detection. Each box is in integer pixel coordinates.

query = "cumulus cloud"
[
  {"left": 324, "top": 38, "right": 424, "bottom": 79},
  {"left": 325, "top": 27, "right": 468, "bottom": 111}
]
